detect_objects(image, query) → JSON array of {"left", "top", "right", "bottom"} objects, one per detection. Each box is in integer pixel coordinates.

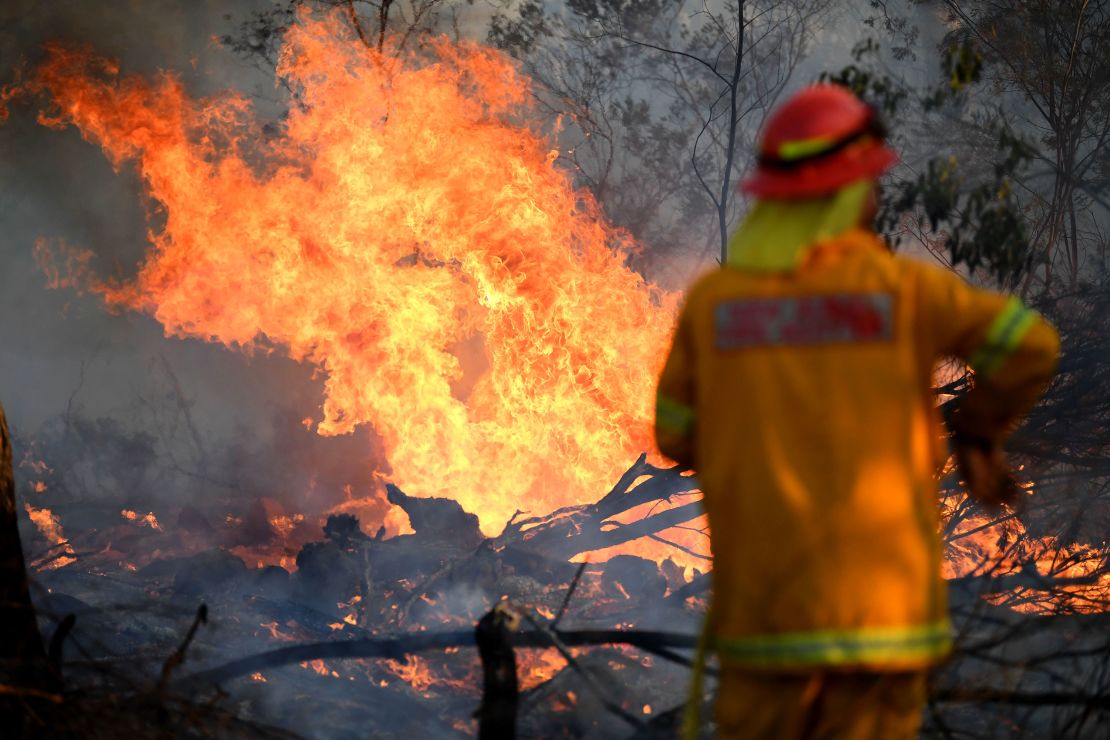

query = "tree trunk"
[{"left": 0, "top": 402, "right": 57, "bottom": 726}]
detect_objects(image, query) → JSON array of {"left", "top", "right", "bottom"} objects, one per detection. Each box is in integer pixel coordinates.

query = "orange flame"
[
  {"left": 121, "top": 509, "right": 162, "bottom": 530},
  {"left": 301, "top": 658, "right": 336, "bottom": 677},
  {"left": 259, "top": 621, "right": 297, "bottom": 641},
  {"left": 943, "top": 493, "right": 1109, "bottom": 614},
  {"left": 269, "top": 513, "right": 305, "bottom": 539},
  {"left": 517, "top": 648, "right": 568, "bottom": 691},
  {"left": 19, "top": 11, "right": 679, "bottom": 536},
  {"left": 24, "top": 504, "right": 77, "bottom": 570},
  {"left": 383, "top": 654, "right": 438, "bottom": 694},
  {"left": 21, "top": 457, "right": 53, "bottom": 476}
]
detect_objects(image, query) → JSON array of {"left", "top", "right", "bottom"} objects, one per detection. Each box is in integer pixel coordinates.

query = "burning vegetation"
[
  {"left": 1, "top": 2, "right": 1109, "bottom": 739},
  {"left": 22, "top": 11, "right": 684, "bottom": 547}
]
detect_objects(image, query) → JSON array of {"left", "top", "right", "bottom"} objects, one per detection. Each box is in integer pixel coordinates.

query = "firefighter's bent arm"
[
  {"left": 915, "top": 262, "right": 1060, "bottom": 442},
  {"left": 955, "top": 298, "right": 1058, "bottom": 443},
  {"left": 655, "top": 304, "right": 697, "bottom": 469}
]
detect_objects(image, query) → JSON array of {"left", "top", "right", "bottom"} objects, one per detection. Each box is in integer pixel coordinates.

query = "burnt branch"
[
  {"left": 47, "top": 614, "right": 75, "bottom": 677},
  {"left": 551, "top": 560, "right": 589, "bottom": 630},
  {"left": 178, "top": 628, "right": 701, "bottom": 690},
  {"left": 157, "top": 604, "right": 208, "bottom": 697},
  {"left": 494, "top": 456, "right": 701, "bottom": 561},
  {"left": 345, "top": 0, "right": 371, "bottom": 47},
  {"left": 933, "top": 687, "right": 1110, "bottom": 710},
  {"left": 521, "top": 611, "right": 646, "bottom": 731}
]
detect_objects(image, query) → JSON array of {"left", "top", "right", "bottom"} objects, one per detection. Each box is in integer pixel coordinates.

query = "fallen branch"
[
  {"left": 384, "top": 457, "right": 702, "bottom": 621},
  {"left": 179, "top": 628, "right": 701, "bottom": 690},
  {"left": 551, "top": 560, "right": 588, "bottom": 630},
  {"left": 506, "top": 492, "right": 701, "bottom": 561},
  {"left": 521, "top": 612, "right": 645, "bottom": 731},
  {"left": 494, "top": 455, "right": 702, "bottom": 561},
  {"left": 0, "top": 683, "right": 63, "bottom": 703},
  {"left": 47, "top": 614, "right": 76, "bottom": 676},
  {"left": 933, "top": 688, "right": 1110, "bottom": 709}
]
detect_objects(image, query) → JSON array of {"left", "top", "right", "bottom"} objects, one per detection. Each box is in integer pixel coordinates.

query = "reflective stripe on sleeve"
[
  {"left": 656, "top": 394, "right": 695, "bottom": 436},
  {"left": 713, "top": 621, "right": 952, "bottom": 667},
  {"left": 968, "top": 297, "right": 1038, "bottom": 379}
]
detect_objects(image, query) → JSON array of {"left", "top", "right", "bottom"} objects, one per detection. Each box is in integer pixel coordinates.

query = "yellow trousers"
[{"left": 715, "top": 669, "right": 927, "bottom": 740}]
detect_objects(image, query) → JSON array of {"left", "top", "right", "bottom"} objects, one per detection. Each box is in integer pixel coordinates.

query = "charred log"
[
  {"left": 386, "top": 483, "right": 483, "bottom": 549},
  {"left": 322, "top": 513, "right": 371, "bottom": 548},
  {"left": 293, "top": 538, "right": 368, "bottom": 607},
  {"left": 601, "top": 555, "right": 668, "bottom": 603},
  {"left": 664, "top": 572, "right": 711, "bottom": 608},
  {"left": 172, "top": 549, "right": 249, "bottom": 596}
]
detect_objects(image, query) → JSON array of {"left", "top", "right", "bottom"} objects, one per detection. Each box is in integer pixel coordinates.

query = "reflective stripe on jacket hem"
[
  {"left": 713, "top": 621, "right": 952, "bottom": 667},
  {"left": 969, "top": 297, "right": 1037, "bottom": 379},
  {"left": 656, "top": 394, "right": 695, "bottom": 436}
]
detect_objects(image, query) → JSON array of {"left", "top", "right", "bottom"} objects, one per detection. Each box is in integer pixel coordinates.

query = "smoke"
[{"left": 0, "top": 1, "right": 403, "bottom": 530}]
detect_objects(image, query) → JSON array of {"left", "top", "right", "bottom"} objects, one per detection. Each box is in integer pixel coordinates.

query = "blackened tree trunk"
[
  {"left": 475, "top": 605, "right": 518, "bottom": 740},
  {"left": 0, "top": 402, "right": 56, "bottom": 726}
]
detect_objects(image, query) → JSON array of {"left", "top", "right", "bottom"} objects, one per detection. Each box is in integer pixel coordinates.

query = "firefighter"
[{"left": 655, "top": 84, "right": 1059, "bottom": 739}]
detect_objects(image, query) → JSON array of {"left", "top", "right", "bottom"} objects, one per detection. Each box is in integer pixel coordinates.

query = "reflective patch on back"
[{"left": 715, "top": 293, "right": 894, "bottom": 349}]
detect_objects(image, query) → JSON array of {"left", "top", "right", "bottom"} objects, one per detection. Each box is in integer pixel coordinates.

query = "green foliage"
[
  {"left": 879, "top": 147, "right": 1032, "bottom": 284},
  {"left": 820, "top": 39, "right": 906, "bottom": 118},
  {"left": 825, "top": 38, "right": 1033, "bottom": 285},
  {"left": 921, "top": 41, "right": 984, "bottom": 111}
]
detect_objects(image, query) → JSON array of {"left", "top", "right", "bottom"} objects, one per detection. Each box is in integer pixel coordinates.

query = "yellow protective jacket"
[{"left": 656, "top": 228, "right": 1058, "bottom": 670}]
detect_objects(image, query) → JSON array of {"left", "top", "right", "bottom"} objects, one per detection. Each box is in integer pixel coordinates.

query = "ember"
[
  {"left": 383, "top": 655, "right": 437, "bottom": 694},
  {"left": 121, "top": 509, "right": 162, "bottom": 530},
  {"left": 25, "top": 503, "right": 77, "bottom": 570}
]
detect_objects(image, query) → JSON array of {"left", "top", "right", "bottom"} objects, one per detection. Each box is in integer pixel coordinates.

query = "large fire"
[
  {"left": 13, "top": 11, "right": 680, "bottom": 534},
  {"left": 5, "top": 9, "right": 1103, "bottom": 620}
]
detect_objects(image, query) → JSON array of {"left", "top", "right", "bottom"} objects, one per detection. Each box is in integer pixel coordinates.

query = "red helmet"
[{"left": 741, "top": 84, "right": 897, "bottom": 199}]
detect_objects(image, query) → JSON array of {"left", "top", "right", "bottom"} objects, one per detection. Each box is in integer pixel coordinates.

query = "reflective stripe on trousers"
[
  {"left": 682, "top": 620, "right": 948, "bottom": 739},
  {"left": 713, "top": 621, "right": 952, "bottom": 667}
]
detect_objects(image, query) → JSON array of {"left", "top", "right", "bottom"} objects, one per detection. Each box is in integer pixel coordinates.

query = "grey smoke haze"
[
  {"left": 0, "top": 0, "right": 409, "bottom": 527},
  {"left": 1, "top": 0, "right": 295, "bottom": 434},
  {"left": 0, "top": 0, "right": 290, "bottom": 434}
]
